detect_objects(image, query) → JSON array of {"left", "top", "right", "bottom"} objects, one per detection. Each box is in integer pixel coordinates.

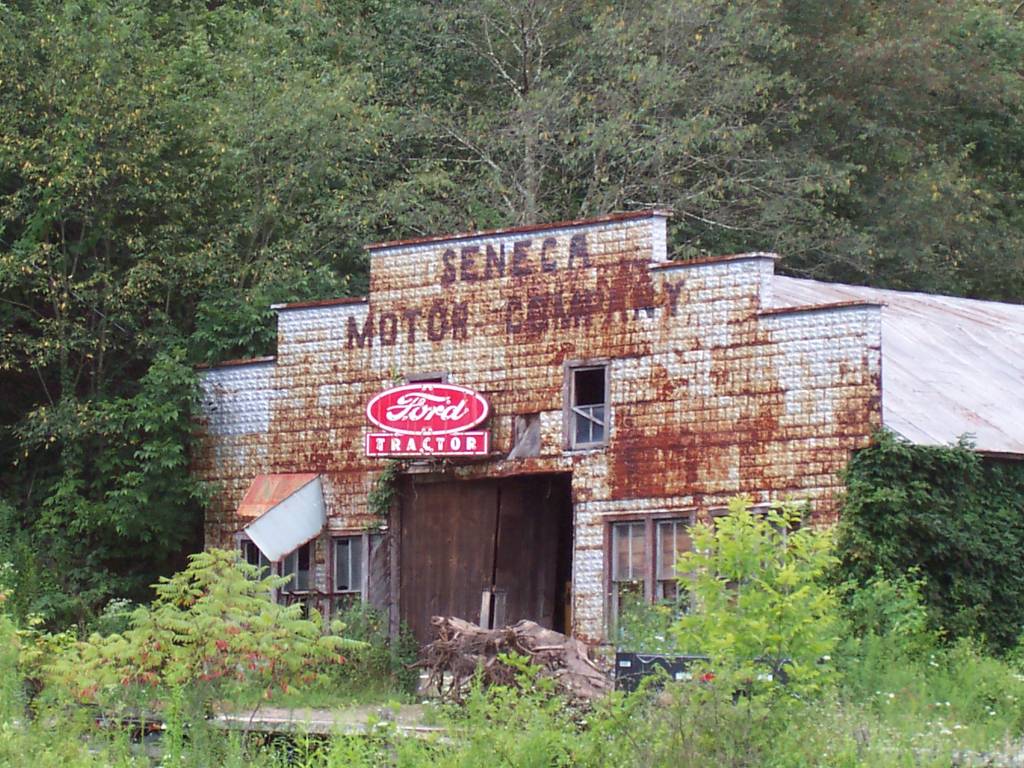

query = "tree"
[
  {"left": 672, "top": 496, "right": 840, "bottom": 692},
  {"left": 0, "top": 0, "right": 388, "bottom": 625},
  {"left": 778, "top": 0, "right": 1024, "bottom": 299}
]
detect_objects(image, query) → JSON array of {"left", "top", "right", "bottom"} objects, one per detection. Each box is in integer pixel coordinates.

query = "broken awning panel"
[{"left": 238, "top": 474, "right": 325, "bottom": 563}]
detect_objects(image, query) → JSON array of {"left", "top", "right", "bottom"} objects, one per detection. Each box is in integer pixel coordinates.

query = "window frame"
[
  {"left": 563, "top": 360, "right": 611, "bottom": 450},
  {"left": 279, "top": 541, "right": 312, "bottom": 595},
  {"left": 238, "top": 537, "right": 272, "bottom": 576},
  {"left": 332, "top": 533, "right": 366, "bottom": 597},
  {"left": 604, "top": 510, "right": 695, "bottom": 638}
]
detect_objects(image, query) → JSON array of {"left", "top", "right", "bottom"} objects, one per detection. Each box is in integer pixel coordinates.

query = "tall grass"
[{"left": 4, "top": 618, "right": 1024, "bottom": 766}]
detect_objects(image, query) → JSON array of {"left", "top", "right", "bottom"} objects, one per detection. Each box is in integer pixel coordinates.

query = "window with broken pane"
[{"left": 569, "top": 365, "right": 608, "bottom": 447}]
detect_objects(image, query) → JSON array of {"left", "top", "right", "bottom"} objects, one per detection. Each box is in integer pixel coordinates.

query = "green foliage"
[
  {"left": 331, "top": 602, "right": 420, "bottom": 696},
  {"left": 0, "top": 0, "right": 381, "bottom": 626},
  {"left": 4, "top": 585, "right": 1024, "bottom": 766},
  {"left": 672, "top": 497, "right": 841, "bottom": 693},
  {"left": 835, "top": 431, "right": 1024, "bottom": 651},
  {"left": 834, "top": 636, "right": 1024, "bottom": 758},
  {"left": 367, "top": 460, "right": 402, "bottom": 520},
  {"left": 780, "top": 0, "right": 1024, "bottom": 300},
  {"left": 2, "top": 348, "right": 204, "bottom": 626},
  {"left": 422, "top": 661, "right": 569, "bottom": 767},
  {"left": 613, "top": 591, "right": 679, "bottom": 653},
  {"left": 839, "top": 569, "right": 939, "bottom": 660},
  {"left": 46, "top": 549, "right": 365, "bottom": 717}
]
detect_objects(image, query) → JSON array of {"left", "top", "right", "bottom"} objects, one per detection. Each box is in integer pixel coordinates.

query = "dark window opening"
[
  {"left": 569, "top": 365, "right": 608, "bottom": 448},
  {"left": 281, "top": 542, "right": 311, "bottom": 593},
  {"left": 574, "top": 367, "right": 605, "bottom": 406},
  {"left": 240, "top": 539, "right": 271, "bottom": 575},
  {"left": 405, "top": 371, "right": 447, "bottom": 384}
]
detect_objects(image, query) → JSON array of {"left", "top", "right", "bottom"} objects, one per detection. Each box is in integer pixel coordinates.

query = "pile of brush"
[{"left": 418, "top": 616, "right": 611, "bottom": 703}]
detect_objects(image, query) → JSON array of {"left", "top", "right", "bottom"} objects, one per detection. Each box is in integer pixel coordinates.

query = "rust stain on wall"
[{"left": 193, "top": 211, "right": 884, "bottom": 639}]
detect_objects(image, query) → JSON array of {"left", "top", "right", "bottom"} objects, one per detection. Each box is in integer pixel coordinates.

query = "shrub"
[
  {"left": 671, "top": 496, "right": 841, "bottom": 694},
  {"left": 46, "top": 549, "right": 365, "bottom": 717},
  {"left": 328, "top": 602, "right": 419, "bottom": 697},
  {"left": 836, "top": 431, "right": 1024, "bottom": 651},
  {"left": 838, "top": 568, "right": 939, "bottom": 662},
  {"left": 612, "top": 591, "right": 678, "bottom": 653}
]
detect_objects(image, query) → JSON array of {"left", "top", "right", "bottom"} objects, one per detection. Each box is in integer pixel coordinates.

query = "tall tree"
[
  {"left": 779, "top": 0, "right": 1024, "bottom": 299},
  {"left": 0, "top": 0, "right": 391, "bottom": 624}
]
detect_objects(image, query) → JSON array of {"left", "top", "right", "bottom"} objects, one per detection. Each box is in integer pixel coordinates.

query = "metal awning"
[{"left": 237, "top": 473, "right": 325, "bottom": 562}]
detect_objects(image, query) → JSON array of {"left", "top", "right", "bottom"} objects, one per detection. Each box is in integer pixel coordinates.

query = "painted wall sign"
[{"left": 365, "top": 383, "right": 491, "bottom": 457}]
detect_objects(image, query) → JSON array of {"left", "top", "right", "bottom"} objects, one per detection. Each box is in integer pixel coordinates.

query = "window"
[
  {"left": 334, "top": 536, "right": 363, "bottom": 594},
  {"left": 280, "top": 542, "right": 311, "bottom": 593},
  {"left": 656, "top": 519, "right": 691, "bottom": 600},
  {"left": 567, "top": 363, "right": 609, "bottom": 448},
  {"left": 611, "top": 521, "right": 646, "bottom": 624},
  {"left": 608, "top": 514, "right": 693, "bottom": 636},
  {"left": 240, "top": 539, "right": 271, "bottom": 575},
  {"left": 405, "top": 371, "right": 447, "bottom": 384}
]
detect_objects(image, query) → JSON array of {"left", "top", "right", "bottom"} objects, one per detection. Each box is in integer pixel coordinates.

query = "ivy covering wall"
[{"left": 835, "top": 431, "right": 1024, "bottom": 652}]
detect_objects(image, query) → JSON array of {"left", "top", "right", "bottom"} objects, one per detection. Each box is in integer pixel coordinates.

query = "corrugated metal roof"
[
  {"left": 773, "top": 276, "right": 1024, "bottom": 456},
  {"left": 237, "top": 473, "right": 320, "bottom": 520}
]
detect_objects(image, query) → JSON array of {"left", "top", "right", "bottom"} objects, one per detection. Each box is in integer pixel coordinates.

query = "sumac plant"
[
  {"left": 47, "top": 549, "right": 365, "bottom": 714},
  {"left": 671, "top": 496, "right": 841, "bottom": 695}
]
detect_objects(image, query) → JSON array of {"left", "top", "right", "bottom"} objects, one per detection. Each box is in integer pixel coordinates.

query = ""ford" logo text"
[{"left": 365, "top": 383, "right": 490, "bottom": 436}]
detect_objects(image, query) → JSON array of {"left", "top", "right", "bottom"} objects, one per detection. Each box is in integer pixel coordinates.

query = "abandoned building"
[{"left": 194, "top": 211, "right": 1024, "bottom": 643}]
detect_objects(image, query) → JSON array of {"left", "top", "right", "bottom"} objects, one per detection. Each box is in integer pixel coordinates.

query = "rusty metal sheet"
[
  {"left": 236, "top": 473, "right": 320, "bottom": 519},
  {"left": 239, "top": 474, "right": 324, "bottom": 562},
  {"left": 772, "top": 277, "right": 1024, "bottom": 456}
]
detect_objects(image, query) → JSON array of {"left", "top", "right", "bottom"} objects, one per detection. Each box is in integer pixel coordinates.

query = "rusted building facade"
[{"left": 194, "top": 211, "right": 1024, "bottom": 643}]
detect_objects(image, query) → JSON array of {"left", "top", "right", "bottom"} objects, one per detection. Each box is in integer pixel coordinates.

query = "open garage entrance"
[{"left": 397, "top": 473, "right": 573, "bottom": 644}]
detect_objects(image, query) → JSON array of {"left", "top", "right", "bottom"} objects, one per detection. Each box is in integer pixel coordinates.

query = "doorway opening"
[{"left": 397, "top": 473, "right": 573, "bottom": 644}]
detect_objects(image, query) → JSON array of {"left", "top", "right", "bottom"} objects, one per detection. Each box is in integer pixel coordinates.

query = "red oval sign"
[{"left": 366, "top": 383, "right": 490, "bottom": 436}]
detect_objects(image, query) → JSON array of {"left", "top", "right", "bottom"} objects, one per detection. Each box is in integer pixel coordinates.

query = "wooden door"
[
  {"left": 398, "top": 479, "right": 498, "bottom": 643},
  {"left": 398, "top": 474, "right": 572, "bottom": 643},
  {"left": 492, "top": 476, "right": 565, "bottom": 630}
]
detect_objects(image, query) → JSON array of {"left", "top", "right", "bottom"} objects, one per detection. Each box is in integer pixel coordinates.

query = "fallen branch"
[{"left": 418, "top": 616, "right": 612, "bottom": 704}]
